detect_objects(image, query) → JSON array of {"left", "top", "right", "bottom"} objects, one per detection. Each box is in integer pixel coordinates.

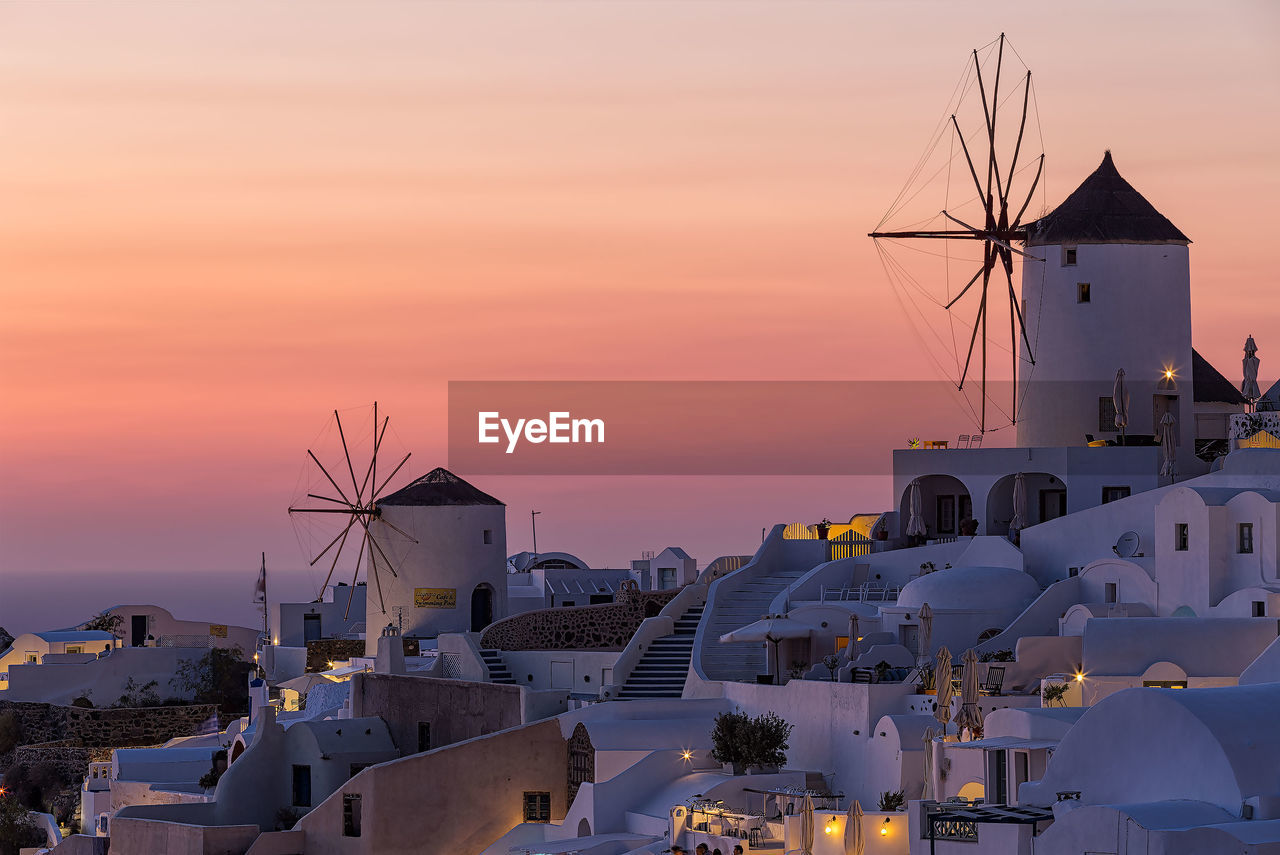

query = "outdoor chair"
[
  {"left": 979, "top": 665, "right": 1006, "bottom": 696},
  {"left": 969, "top": 434, "right": 983, "bottom": 449},
  {"left": 957, "top": 434, "right": 970, "bottom": 448}
]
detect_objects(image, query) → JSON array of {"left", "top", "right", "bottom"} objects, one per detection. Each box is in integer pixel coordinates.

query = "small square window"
[
  {"left": 1063, "top": 247, "right": 1077, "bottom": 266},
  {"left": 25, "top": 654, "right": 38, "bottom": 664},
  {"left": 1253, "top": 601, "right": 1266, "bottom": 618},
  {"left": 342, "top": 794, "right": 362, "bottom": 837},
  {"left": 523, "top": 791, "right": 551, "bottom": 823},
  {"left": 1175, "top": 523, "right": 1189, "bottom": 552},
  {"left": 1102, "top": 486, "right": 1131, "bottom": 504},
  {"left": 1077, "top": 282, "right": 1091, "bottom": 303},
  {"left": 1239, "top": 523, "right": 1254, "bottom": 554},
  {"left": 1068, "top": 567, "right": 1081, "bottom": 578},
  {"left": 483, "top": 529, "right": 493, "bottom": 545}
]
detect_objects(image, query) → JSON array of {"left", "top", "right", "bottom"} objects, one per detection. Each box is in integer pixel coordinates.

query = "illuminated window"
[
  {"left": 1239, "top": 523, "right": 1254, "bottom": 554},
  {"left": 66, "top": 646, "right": 83, "bottom": 655},
  {"left": 1175, "top": 524, "right": 1189, "bottom": 552},
  {"left": 1077, "top": 282, "right": 1090, "bottom": 303}
]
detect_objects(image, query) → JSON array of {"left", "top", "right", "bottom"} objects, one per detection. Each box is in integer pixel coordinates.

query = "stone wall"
[
  {"left": 351, "top": 673, "right": 524, "bottom": 754},
  {"left": 305, "top": 638, "right": 366, "bottom": 672},
  {"left": 13, "top": 742, "right": 115, "bottom": 787},
  {"left": 0, "top": 700, "right": 218, "bottom": 749},
  {"left": 480, "top": 587, "right": 678, "bottom": 651}
]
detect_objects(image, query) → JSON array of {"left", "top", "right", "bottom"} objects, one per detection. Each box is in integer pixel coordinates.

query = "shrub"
[
  {"left": 709, "top": 710, "right": 793, "bottom": 771},
  {"left": 0, "top": 790, "right": 45, "bottom": 855},
  {"left": 1041, "top": 683, "right": 1069, "bottom": 708},
  {"left": 878, "top": 789, "right": 906, "bottom": 811},
  {"left": 70, "top": 696, "right": 94, "bottom": 709},
  {"left": 0, "top": 713, "right": 21, "bottom": 755},
  {"left": 79, "top": 611, "right": 124, "bottom": 638}
]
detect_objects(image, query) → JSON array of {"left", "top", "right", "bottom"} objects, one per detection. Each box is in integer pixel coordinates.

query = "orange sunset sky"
[{"left": 1, "top": 2, "right": 1278, "bottom": 632}]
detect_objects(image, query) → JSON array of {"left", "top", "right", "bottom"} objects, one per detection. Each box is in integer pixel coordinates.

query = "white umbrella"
[
  {"left": 1160, "top": 411, "right": 1178, "bottom": 479},
  {"left": 844, "top": 799, "right": 865, "bottom": 855},
  {"left": 720, "top": 616, "right": 812, "bottom": 681},
  {"left": 1243, "top": 336, "right": 1261, "bottom": 410},
  {"left": 917, "top": 602, "right": 934, "bottom": 668},
  {"left": 800, "top": 793, "right": 815, "bottom": 855},
  {"left": 846, "top": 612, "right": 861, "bottom": 662},
  {"left": 934, "top": 646, "right": 954, "bottom": 737},
  {"left": 906, "top": 479, "right": 927, "bottom": 538},
  {"left": 1113, "top": 369, "right": 1130, "bottom": 445},
  {"left": 954, "top": 648, "right": 983, "bottom": 740},
  {"left": 1009, "top": 472, "right": 1027, "bottom": 537},
  {"left": 276, "top": 673, "right": 336, "bottom": 694},
  {"left": 921, "top": 727, "right": 936, "bottom": 801}
]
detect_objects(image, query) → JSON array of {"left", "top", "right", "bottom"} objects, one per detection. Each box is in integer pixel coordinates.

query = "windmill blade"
[
  {"left": 1002, "top": 250, "right": 1035, "bottom": 360},
  {"left": 940, "top": 211, "right": 1036, "bottom": 259},
  {"left": 1005, "top": 71, "right": 1032, "bottom": 201},
  {"left": 334, "top": 410, "right": 364, "bottom": 505},
  {"left": 373, "top": 514, "right": 418, "bottom": 544},
  {"left": 304, "top": 493, "right": 350, "bottom": 506},
  {"left": 944, "top": 264, "right": 989, "bottom": 311},
  {"left": 358, "top": 412, "right": 389, "bottom": 504},
  {"left": 973, "top": 37, "right": 1006, "bottom": 210},
  {"left": 371, "top": 452, "right": 412, "bottom": 501},
  {"left": 957, "top": 265, "right": 991, "bottom": 390},
  {"left": 307, "top": 513, "right": 361, "bottom": 568},
  {"left": 364, "top": 527, "right": 388, "bottom": 614},
  {"left": 951, "top": 114, "right": 987, "bottom": 204},
  {"left": 1011, "top": 154, "right": 1045, "bottom": 229},
  {"left": 317, "top": 513, "right": 358, "bottom": 591},
  {"left": 344, "top": 529, "right": 370, "bottom": 620},
  {"left": 307, "top": 450, "right": 354, "bottom": 507},
  {"left": 361, "top": 517, "right": 401, "bottom": 579}
]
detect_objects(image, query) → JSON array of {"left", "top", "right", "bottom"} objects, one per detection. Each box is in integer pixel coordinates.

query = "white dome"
[{"left": 897, "top": 565, "right": 1040, "bottom": 612}]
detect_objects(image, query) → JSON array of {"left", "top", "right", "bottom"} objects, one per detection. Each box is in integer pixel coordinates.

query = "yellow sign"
[
  {"left": 414, "top": 588, "right": 457, "bottom": 609},
  {"left": 209, "top": 624, "right": 228, "bottom": 638}
]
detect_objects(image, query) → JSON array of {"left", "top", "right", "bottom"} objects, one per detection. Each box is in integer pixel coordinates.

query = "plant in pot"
[
  {"left": 878, "top": 789, "right": 906, "bottom": 812},
  {"left": 814, "top": 518, "right": 832, "bottom": 540},
  {"left": 822, "top": 653, "right": 842, "bottom": 681}
]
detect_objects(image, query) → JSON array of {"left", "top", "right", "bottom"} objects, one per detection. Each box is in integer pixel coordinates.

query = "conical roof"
[
  {"left": 1025, "top": 151, "right": 1189, "bottom": 246},
  {"left": 377, "top": 467, "right": 504, "bottom": 507}
]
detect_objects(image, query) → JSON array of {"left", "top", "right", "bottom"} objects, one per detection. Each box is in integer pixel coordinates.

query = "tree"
[
  {"left": 79, "top": 611, "right": 123, "bottom": 638},
  {"left": 709, "top": 710, "right": 793, "bottom": 772},
  {"left": 0, "top": 791, "right": 44, "bottom": 855},
  {"left": 173, "top": 647, "right": 253, "bottom": 714}
]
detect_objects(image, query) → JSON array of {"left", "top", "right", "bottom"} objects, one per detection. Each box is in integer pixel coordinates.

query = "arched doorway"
[
  {"left": 900, "top": 475, "right": 972, "bottom": 540},
  {"left": 578, "top": 819, "right": 592, "bottom": 837},
  {"left": 985, "top": 472, "right": 1066, "bottom": 537},
  {"left": 471, "top": 584, "right": 494, "bottom": 632}
]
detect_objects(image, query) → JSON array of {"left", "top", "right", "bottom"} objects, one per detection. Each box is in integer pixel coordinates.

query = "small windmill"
[
  {"left": 870, "top": 34, "right": 1044, "bottom": 433},
  {"left": 288, "top": 403, "right": 418, "bottom": 617}
]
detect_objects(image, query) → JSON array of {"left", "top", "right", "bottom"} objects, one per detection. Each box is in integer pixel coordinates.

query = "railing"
[
  {"left": 157, "top": 635, "right": 213, "bottom": 648},
  {"left": 819, "top": 583, "right": 900, "bottom": 602},
  {"left": 439, "top": 652, "right": 463, "bottom": 680},
  {"left": 925, "top": 811, "right": 979, "bottom": 842}
]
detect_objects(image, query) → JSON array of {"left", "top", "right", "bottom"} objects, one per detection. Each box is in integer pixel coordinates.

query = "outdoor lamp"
[
  {"left": 680, "top": 750, "right": 693, "bottom": 761},
  {"left": 881, "top": 817, "right": 891, "bottom": 836},
  {"left": 825, "top": 822, "right": 835, "bottom": 835}
]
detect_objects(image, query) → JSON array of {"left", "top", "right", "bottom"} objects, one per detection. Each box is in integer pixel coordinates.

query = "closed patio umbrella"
[
  {"left": 921, "top": 727, "right": 936, "bottom": 801},
  {"left": 934, "top": 646, "right": 953, "bottom": 737},
  {"left": 844, "top": 799, "right": 865, "bottom": 855},
  {"left": 917, "top": 602, "right": 934, "bottom": 668},
  {"left": 906, "top": 479, "right": 927, "bottom": 538},
  {"left": 720, "top": 616, "right": 813, "bottom": 681},
  {"left": 800, "top": 793, "right": 815, "bottom": 855},
  {"left": 846, "top": 612, "right": 860, "bottom": 662},
  {"left": 1008, "top": 472, "right": 1027, "bottom": 538},
  {"left": 1243, "top": 336, "right": 1261, "bottom": 411},
  {"left": 954, "top": 648, "right": 983, "bottom": 740},
  {"left": 1113, "top": 369, "right": 1130, "bottom": 445},
  {"left": 1160, "top": 411, "right": 1177, "bottom": 480}
]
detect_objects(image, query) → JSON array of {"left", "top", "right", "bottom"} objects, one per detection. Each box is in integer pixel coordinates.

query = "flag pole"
[{"left": 262, "top": 552, "right": 269, "bottom": 640}]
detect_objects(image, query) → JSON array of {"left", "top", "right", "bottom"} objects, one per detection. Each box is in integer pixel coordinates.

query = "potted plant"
[
  {"left": 878, "top": 789, "right": 906, "bottom": 812},
  {"left": 814, "top": 518, "right": 832, "bottom": 540}
]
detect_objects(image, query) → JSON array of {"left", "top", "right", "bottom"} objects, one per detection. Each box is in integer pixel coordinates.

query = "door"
[
  {"left": 471, "top": 584, "right": 494, "bottom": 632},
  {"left": 900, "top": 624, "right": 919, "bottom": 657},
  {"left": 130, "top": 615, "right": 147, "bottom": 647},
  {"left": 303, "top": 613, "right": 322, "bottom": 644},
  {"left": 292, "top": 765, "right": 312, "bottom": 807},
  {"left": 1039, "top": 490, "right": 1067, "bottom": 523}
]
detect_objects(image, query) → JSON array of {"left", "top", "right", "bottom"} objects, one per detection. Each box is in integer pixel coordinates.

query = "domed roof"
[
  {"left": 377, "top": 467, "right": 503, "bottom": 507},
  {"left": 897, "top": 565, "right": 1040, "bottom": 611}
]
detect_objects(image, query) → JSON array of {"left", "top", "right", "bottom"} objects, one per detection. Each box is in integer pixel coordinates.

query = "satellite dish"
[{"left": 1114, "top": 531, "right": 1140, "bottom": 558}]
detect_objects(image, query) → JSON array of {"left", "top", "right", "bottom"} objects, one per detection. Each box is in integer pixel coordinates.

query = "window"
[
  {"left": 560, "top": 600, "right": 576, "bottom": 607},
  {"left": 1068, "top": 567, "right": 1081, "bottom": 577},
  {"left": 1063, "top": 246, "right": 1077, "bottom": 266},
  {"left": 989, "top": 749, "right": 1008, "bottom": 804},
  {"left": 66, "top": 646, "right": 83, "bottom": 655},
  {"left": 1099, "top": 397, "right": 1117, "bottom": 433},
  {"left": 1253, "top": 601, "right": 1266, "bottom": 618},
  {"left": 292, "top": 765, "right": 312, "bottom": 807},
  {"left": 523, "top": 791, "right": 552, "bottom": 823},
  {"left": 1104, "top": 582, "right": 1117, "bottom": 604},
  {"left": 342, "top": 794, "right": 362, "bottom": 837},
  {"left": 1077, "top": 282, "right": 1091, "bottom": 303},
  {"left": 936, "top": 495, "right": 957, "bottom": 534},
  {"left": 1142, "top": 680, "right": 1187, "bottom": 689},
  {"left": 417, "top": 721, "right": 431, "bottom": 753},
  {"left": 1175, "top": 523, "right": 1189, "bottom": 551},
  {"left": 483, "top": 529, "right": 493, "bottom": 545},
  {"left": 1102, "top": 486, "right": 1131, "bottom": 504},
  {"left": 1239, "top": 523, "right": 1254, "bottom": 554},
  {"left": 25, "top": 654, "right": 37, "bottom": 663},
  {"left": 659, "top": 568, "right": 677, "bottom": 590}
]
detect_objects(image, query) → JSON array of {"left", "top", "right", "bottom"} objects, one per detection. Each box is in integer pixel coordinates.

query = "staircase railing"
[{"left": 600, "top": 582, "right": 707, "bottom": 700}]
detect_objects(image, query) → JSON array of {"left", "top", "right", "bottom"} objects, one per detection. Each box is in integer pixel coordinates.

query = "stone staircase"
[
  {"left": 479, "top": 649, "right": 517, "bottom": 685},
  {"left": 617, "top": 604, "right": 704, "bottom": 699},
  {"left": 699, "top": 564, "right": 812, "bottom": 683}
]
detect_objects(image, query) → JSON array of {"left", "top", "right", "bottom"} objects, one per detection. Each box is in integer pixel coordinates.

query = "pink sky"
[{"left": 2, "top": 2, "right": 1278, "bottom": 633}]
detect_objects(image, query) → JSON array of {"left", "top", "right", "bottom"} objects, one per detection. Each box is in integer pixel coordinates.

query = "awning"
[{"left": 952, "top": 737, "right": 1059, "bottom": 747}]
